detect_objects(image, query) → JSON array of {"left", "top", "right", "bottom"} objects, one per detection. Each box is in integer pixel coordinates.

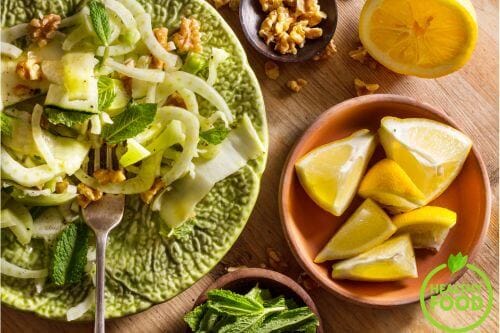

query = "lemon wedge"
[
  {"left": 358, "top": 159, "right": 425, "bottom": 213},
  {"left": 295, "top": 130, "right": 377, "bottom": 216},
  {"left": 332, "top": 234, "right": 418, "bottom": 281},
  {"left": 359, "top": 0, "right": 478, "bottom": 78},
  {"left": 379, "top": 117, "right": 472, "bottom": 204},
  {"left": 393, "top": 206, "right": 456, "bottom": 251},
  {"left": 315, "top": 199, "right": 396, "bottom": 262}
]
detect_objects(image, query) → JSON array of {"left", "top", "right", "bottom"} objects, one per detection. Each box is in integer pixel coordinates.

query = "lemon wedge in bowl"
[
  {"left": 379, "top": 117, "right": 472, "bottom": 204},
  {"left": 315, "top": 199, "right": 396, "bottom": 262},
  {"left": 393, "top": 206, "right": 457, "bottom": 251},
  {"left": 359, "top": 0, "right": 478, "bottom": 78},
  {"left": 332, "top": 234, "right": 418, "bottom": 281},
  {"left": 359, "top": 159, "right": 425, "bottom": 213},
  {"left": 295, "top": 130, "right": 377, "bottom": 216}
]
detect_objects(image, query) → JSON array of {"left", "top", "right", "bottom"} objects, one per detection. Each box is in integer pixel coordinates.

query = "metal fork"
[{"left": 81, "top": 145, "right": 125, "bottom": 333}]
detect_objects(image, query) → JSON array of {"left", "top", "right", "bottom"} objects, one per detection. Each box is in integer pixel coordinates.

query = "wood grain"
[{"left": 2, "top": 0, "right": 498, "bottom": 332}]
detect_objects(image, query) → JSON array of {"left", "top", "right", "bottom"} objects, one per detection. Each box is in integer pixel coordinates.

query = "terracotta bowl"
[
  {"left": 188, "top": 268, "right": 323, "bottom": 332},
  {"left": 279, "top": 94, "right": 491, "bottom": 307}
]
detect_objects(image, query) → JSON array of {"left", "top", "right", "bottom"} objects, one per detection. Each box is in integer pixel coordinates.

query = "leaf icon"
[{"left": 447, "top": 253, "right": 468, "bottom": 274}]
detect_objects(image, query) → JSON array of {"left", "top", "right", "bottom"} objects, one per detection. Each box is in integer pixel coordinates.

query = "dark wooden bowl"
[
  {"left": 239, "top": 0, "right": 338, "bottom": 62},
  {"left": 187, "top": 268, "right": 323, "bottom": 332}
]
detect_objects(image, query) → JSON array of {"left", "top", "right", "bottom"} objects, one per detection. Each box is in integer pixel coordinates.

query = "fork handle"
[{"left": 95, "top": 232, "right": 108, "bottom": 333}]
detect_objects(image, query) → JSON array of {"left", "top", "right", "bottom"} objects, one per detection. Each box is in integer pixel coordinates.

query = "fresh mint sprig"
[
  {"left": 1, "top": 112, "right": 14, "bottom": 136},
  {"left": 49, "top": 222, "right": 89, "bottom": 286},
  {"left": 88, "top": 0, "right": 111, "bottom": 46},
  {"left": 184, "top": 285, "right": 319, "bottom": 332},
  {"left": 44, "top": 108, "right": 94, "bottom": 127},
  {"left": 102, "top": 102, "right": 157, "bottom": 144},
  {"left": 97, "top": 76, "right": 116, "bottom": 111},
  {"left": 200, "top": 125, "right": 230, "bottom": 145}
]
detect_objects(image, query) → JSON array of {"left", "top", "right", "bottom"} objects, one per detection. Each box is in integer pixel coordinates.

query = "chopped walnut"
[
  {"left": 266, "top": 247, "right": 289, "bottom": 271},
  {"left": 55, "top": 179, "right": 69, "bottom": 194},
  {"left": 28, "top": 14, "right": 61, "bottom": 48},
  {"left": 226, "top": 265, "right": 248, "bottom": 272},
  {"left": 166, "top": 92, "right": 187, "bottom": 108},
  {"left": 16, "top": 52, "right": 42, "bottom": 81},
  {"left": 349, "top": 45, "right": 378, "bottom": 70},
  {"left": 172, "top": 17, "right": 202, "bottom": 54},
  {"left": 297, "top": 272, "right": 319, "bottom": 291},
  {"left": 264, "top": 61, "right": 280, "bottom": 80},
  {"left": 313, "top": 39, "right": 337, "bottom": 60},
  {"left": 93, "top": 169, "right": 126, "bottom": 185},
  {"left": 228, "top": 0, "right": 240, "bottom": 11},
  {"left": 12, "top": 84, "right": 37, "bottom": 97},
  {"left": 286, "top": 78, "right": 307, "bottom": 92},
  {"left": 260, "top": 0, "right": 282, "bottom": 12},
  {"left": 354, "top": 78, "right": 380, "bottom": 96},
  {"left": 77, "top": 183, "right": 103, "bottom": 208},
  {"left": 258, "top": 0, "right": 326, "bottom": 55},
  {"left": 140, "top": 178, "right": 166, "bottom": 204}
]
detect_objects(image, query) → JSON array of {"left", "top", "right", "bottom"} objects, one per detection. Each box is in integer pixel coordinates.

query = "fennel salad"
[{"left": 0, "top": 0, "right": 264, "bottom": 320}]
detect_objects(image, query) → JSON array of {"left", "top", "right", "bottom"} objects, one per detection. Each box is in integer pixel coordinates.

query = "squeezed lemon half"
[
  {"left": 379, "top": 117, "right": 472, "bottom": 204},
  {"left": 332, "top": 234, "right": 418, "bottom": 281},
  {"left": 393, "top": 206, "right": 457, "bottom": 251},
  {"left": 295, "top": 129, "right": 377, "bottom": 216},
  {"left": 315, "top": 199, "right": 396, "bottom": 262},
  {"left": 359, "top": 0, "right": 478, "bottom": 77}
]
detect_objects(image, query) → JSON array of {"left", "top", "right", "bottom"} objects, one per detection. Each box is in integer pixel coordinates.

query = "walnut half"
[
  {"left": 28, "top": 14, "right": 61, "bottom": 48},
  {"left": 172, "top": 17, "right": 202, "bottom": 54},
  {"left": 16, "top": 52, "right": 42, "bottom": 81}
]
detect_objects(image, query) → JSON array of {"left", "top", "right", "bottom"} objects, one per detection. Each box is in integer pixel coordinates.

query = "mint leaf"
[
  {"left": 45, "top": 108, "right": 94, "bottom": 127},
  {"left": 245, "top": 285, "right": 272, "bottom": 305},
  {"left": 88, "top": 0, "right": 111, "bottom": 46},
  {"left": 200, "top": 125, "right": 230, "bottom": 145},
  {"left": 218, "top": 313, "right": 267, "bottom": 333},
  {"left": 1, "top": 112, "right": 13, "bottom": 136},
  {"left": 102, "top": 103, "right": 157, "bottom": 144},
  {"left": 98, "top": 76, "right": 116, "bottom": 111},
  {"left": 207, "top": 289, "right": 264, "bottom": 316},
  {"left": 49, "top": 222, "right": 89, "bottom": 286},
  {"left": 198, "top": 308, "right": 221, "bottom": 332},
  {"left": 259, "top": 307, "right": 319, "bottom": 333},
  {"left": 184, "top": 304, "right": 207, "bottom": 331},
  {"left": 448, "top": 252, "right": 468, "bottom": 274}
]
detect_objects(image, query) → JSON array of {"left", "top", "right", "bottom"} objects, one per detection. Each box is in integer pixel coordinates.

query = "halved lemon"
[
  {"left": 358, "top": 159, "right": 425, "bottom": 213},
  {"left": 315, "top": 199, "right": 396, "bottom": 262},
  {"left": 332, "top": 234, "right": 418, "bottom": 281},
  {"left": 359, "top": 0, "right": 478, "bottom": 78},
  {"left": 379, "top": 117, "right": 472, "bottom": 204},
  {"left": 393, "top": 206, "right": 457, "bottom": 251},
  {"left": 295, "top": 129, "right": 377, "bottom": 216}
]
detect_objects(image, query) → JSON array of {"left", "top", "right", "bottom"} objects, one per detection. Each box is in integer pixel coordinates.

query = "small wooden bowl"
[
  {"left": 188, "top": 268, "right": 323, "bottom": 332},
  {"left": 239, "top": 0, "right": 338, "bottom": 62},
  {"left": 279, "top": 94, "right": 491, "bottom": 307}
]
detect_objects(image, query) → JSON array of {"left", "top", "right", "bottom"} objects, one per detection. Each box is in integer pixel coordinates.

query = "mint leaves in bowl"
[{"left": 185, "top": 268, "right": 322, "bottom": 332}]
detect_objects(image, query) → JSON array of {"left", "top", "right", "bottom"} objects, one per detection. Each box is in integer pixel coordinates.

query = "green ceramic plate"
[{"left": 1, "top": 0, "right": 267, "bottom": 319}]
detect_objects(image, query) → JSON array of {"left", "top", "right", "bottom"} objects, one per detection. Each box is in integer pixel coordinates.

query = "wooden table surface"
[{"left": 2, "top": 0, "right": 498, "bottom": 332}]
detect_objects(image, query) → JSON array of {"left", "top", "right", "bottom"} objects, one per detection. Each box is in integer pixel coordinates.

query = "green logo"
[{"left": 420, "top": 253, "right": 493, "bottom": 332}]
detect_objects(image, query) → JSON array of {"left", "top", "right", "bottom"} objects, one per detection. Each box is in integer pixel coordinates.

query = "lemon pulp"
[
  {"left": 315, "top": 199, "right": 396, "bottom": 262},
  {"left": 295, "top": 129, "right": 377, "bottom": 216}
]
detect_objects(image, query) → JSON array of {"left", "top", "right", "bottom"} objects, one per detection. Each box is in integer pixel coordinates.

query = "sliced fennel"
[
  {"left": 207, "top": 47, "right": 230, "bottom": 86},
  {"left": 32, "top": 105, "right": 58, "bottom": 166},
  {"left": 62, "top": 25, "right": 90, "bottom": 51},
  {"left": 146, "top": 119, "right": 185, "bottom": 155},
  {"left": 76, "top": 152, "right": 162, "bottom": 194},
  {"left": 11, "top": 188, "right": 77, "bottom": 206},
  {"left": 1, "top": 258, "right": 48, "bottom": 279},
  {"left": 2, "top": 199, "right": 33, "bottom": 245},
  {"left": 41, "top": 60, "right": 64, "bottom": 84},
  {"left": 0, "top": 42, "right": 23, "bottom": 58},
  {"left": 159, "top": 71, "right": 234, "bottom": 123},
  {"left": 45, "top": 82, "right": 99, "bottom": 113},
  {"left": 119, "top": 138, "right": 151, "bottom": 167},
  {"left": 131, "top": 56, "right": 152, "bottom": 99},
  {"left": 1, "top": 23, "right": 28, "bottom": 42},
  {"left": 104, "top": 58, "right": 165, "bottom": 83},
  {"left": 135, "top": 13, "right": 178, "bottom": 68},
  {"left": 62, "top": 53, "right": 98, "bottom": 100},
  {"left": 67, "top": 288, "right": 95, "bottom": 321},
  {"left": 155, "top": 114, "right": 264, "bottom": 228},
  {"left": 156, "top": 107, "right": 199, "bottom": 185},
  {"left": 33, "top": 208, "right": 66, "bottom": 241}
]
